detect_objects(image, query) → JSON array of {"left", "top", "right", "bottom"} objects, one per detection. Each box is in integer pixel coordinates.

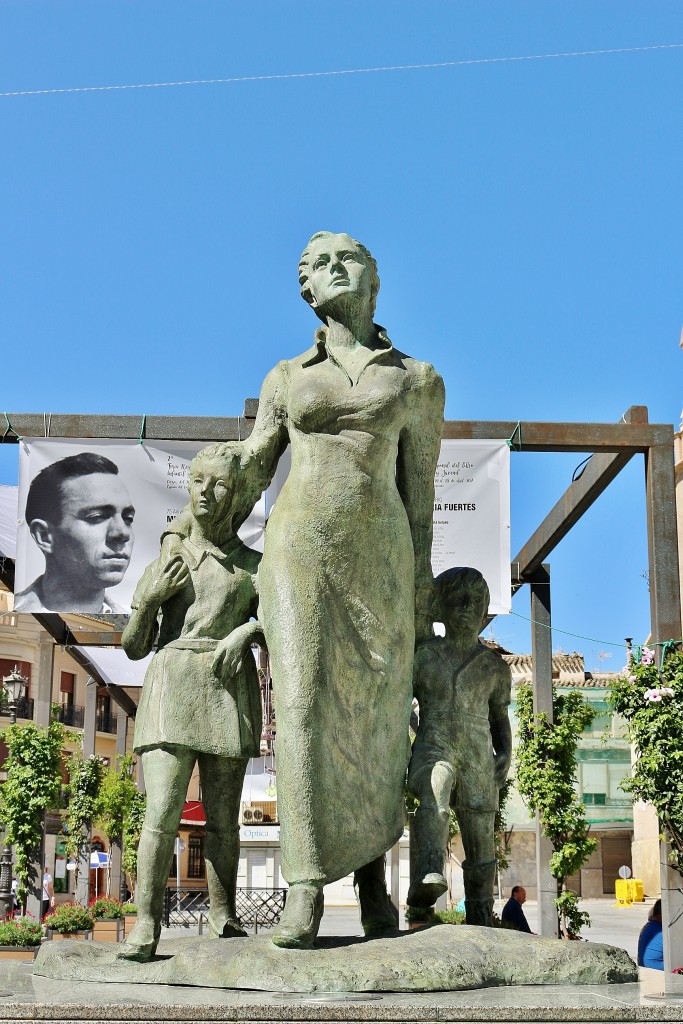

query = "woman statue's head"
[{"left": 298, "top": 231, "right": 380, "bottom": 322}]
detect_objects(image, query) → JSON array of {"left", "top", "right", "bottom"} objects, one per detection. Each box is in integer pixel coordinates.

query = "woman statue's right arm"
[{"left": 242, "top": 361, "right": 290, "bottom": 490}]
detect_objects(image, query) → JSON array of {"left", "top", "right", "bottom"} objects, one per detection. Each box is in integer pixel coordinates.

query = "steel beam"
[
  {"left": 2, "top": 410, "right": 671, "bottom": 450},
  {"left": 33, "top": 615, "right": 137, "bottom": 718},
  {"left": 441, "top": 418, "right": 667, "bottom": 452},
  {"left": 644, "top": 440, "right": 683, "bottom": 974},
  {"left": 511, "top": 408, "right": 649, "bottom": 586},
  {"left": 530, "top": 565, "right": 558, "bottom": 939}
]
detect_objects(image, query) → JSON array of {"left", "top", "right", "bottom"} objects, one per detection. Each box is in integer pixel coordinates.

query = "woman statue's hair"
[{"left": 298, "top": 231, "right": 380, "bottom": 317}]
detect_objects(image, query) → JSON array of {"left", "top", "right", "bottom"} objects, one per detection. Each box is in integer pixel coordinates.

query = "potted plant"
[
  {"left": 89, "top": 895, "right": 125, "bottom": 942},
  {"left": 0, "top": 913, "right": 42, "bottom": 960},
  {"left": 44, "top": 901, "right": 94, "bottom": 941},
  {"left": 123, "top": 902, "right": 138, "bottom": 939}
]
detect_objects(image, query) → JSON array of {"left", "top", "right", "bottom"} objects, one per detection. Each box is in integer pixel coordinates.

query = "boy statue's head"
[
  {"left": 189, "top": 441, "right": 263, "bottom": 541},
  {"left": 436, "top": 566, "right": 490, "bottom": 639}
]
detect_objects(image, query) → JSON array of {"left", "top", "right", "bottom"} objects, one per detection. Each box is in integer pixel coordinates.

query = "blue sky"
[{"left": 1, "top": 1, "right": 681, "bottom": 667}]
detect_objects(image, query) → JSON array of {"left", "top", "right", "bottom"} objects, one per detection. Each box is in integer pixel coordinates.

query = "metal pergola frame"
[{"left": 1, "top": 402, "right": 680, "bottom": 962}]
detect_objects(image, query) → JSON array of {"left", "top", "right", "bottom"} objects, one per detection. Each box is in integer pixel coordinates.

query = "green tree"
[
  {"left": 64, "top": 753, "right": 106, "bottom": 896},
  {"left": 95, "top": 754, "right": 138, "bottom": 896},
  {"left": 608, "top": 645, "right": 683, "bottom": 875},
  {"left": 515, "top": 684, "right": 596, "bottom": 938},
  {"left": 0, "top": 721, "right": 64, "bottom": 907},
  {"left": 121, "top": 789, "right": 146, "bottom": 891}
]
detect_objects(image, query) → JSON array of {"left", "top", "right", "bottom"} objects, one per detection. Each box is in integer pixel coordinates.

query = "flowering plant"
[
  {"left": 44, "top": 901, "right": 95, "bottom": 933},
  {"left": 608, "top": 645, "right": 683, "bottom": 875},
  {"left": 0, "top": 912, "right": 42, "bottom": 947},
  {"left": 89, "top": 895, "right": 125, "bottom": 920}
]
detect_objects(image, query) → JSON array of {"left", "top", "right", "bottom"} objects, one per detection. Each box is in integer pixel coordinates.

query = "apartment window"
[
  {"left": 583, "top": 793, "right": 607, "bottom": 806},
  {"left": 187, "top": 835, "right": 205, "bottom": 879},
  {"left": 60, "top": 672, "right": 75, "bottom": 710}
]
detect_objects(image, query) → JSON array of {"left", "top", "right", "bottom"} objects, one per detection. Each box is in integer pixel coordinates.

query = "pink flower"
[
  {"left": 628, "top": 675, "right": 637, "bottom": 683},
  {"left": 644, "top": 689, "right": 662, "bottom": 702},
  {"left": 641, "top": 647, "right": 655, "bottom": 665}
]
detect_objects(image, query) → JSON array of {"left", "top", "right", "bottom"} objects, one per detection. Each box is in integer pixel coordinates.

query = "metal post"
[
  {"left": 110, "top": 710, "right": 128, "bottom": 901},
  {"left": 645, "top": 443, "right": 683, "bottom": 974},
  {"left": 389, "top": 840, "right": 400, "bottom": 912},
  {"left": 76, "top": 678, "right": 98, "bottom": 906},
  {"left": 26, "top": 642, "right": 54, "bottom": 920},
  {"left": 0, "top": 698, "right": 18, "bottom": 918},
  {"left": 530, "top": 564, "right": 559, "bottom": 938}
]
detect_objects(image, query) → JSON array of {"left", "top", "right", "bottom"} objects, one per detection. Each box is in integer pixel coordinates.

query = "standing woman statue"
[{"left": 244, "top": 231, "right": 445, "bottom": 948}]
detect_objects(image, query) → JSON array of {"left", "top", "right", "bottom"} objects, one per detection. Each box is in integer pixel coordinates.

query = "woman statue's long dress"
[{"left": 245, "top": 232, "right": 445, "bottom": 947}]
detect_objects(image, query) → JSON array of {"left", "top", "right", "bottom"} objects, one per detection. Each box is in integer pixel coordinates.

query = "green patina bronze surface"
[
  {"left": 119, "top": 443, "right": 265, "bottom": 960},
  {"left": 240, "top": 232, "right": 445, "bottom": 944},
  {"left": 408, "top": 567, "right": 513, "bottom": 925}
]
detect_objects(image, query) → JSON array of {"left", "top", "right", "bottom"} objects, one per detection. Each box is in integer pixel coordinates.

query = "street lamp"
[
  {"left": 0, "top": 667, "right": 27, "bottom": 918},
  {"left": 2, "top": 667, "right": 27, "bottom": 726}
]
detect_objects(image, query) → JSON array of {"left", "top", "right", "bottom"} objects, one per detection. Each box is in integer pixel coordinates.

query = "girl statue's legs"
[
  {"left": 198, "top": 753, "right": 249, "bottom": 938},
  {"left": 118, "top": 746, "right": 195, "bottom": 962}
]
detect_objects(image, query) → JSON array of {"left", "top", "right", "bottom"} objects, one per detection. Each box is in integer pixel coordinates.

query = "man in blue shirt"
[
  {"left": 638, "top": 900, "right": 664, "bottom": 970},
  {"left": 501, "top": 885, "right": 532, "bottom": 933}
]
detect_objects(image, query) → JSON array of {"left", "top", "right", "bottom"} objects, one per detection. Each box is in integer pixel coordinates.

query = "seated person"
[
  {"left": 637, "top": 899, "right": 663, "bottom": 970},
  {"left": 501, "top": 885, "right": 532, "bottom": 933}
]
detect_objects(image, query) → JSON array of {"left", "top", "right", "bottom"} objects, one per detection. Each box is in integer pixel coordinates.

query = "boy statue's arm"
[
  {"left": 490, "top": 660, "right": 513, "bottom": 787},
  {"left": 121, "top": 556, "right": 189, "bottom": 660}
]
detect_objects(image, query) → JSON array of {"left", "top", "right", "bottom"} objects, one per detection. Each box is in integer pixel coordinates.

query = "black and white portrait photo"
[
  {"left": 15, "top": 452, "right": 135, "bottom": 613},
  {"left": 14, "top": 439, "right": 269, "bottom": 615}
]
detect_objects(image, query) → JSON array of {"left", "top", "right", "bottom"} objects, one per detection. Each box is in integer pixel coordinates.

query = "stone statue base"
[{"left": 33, "top": 926, "right": 637, "bottom": 993}]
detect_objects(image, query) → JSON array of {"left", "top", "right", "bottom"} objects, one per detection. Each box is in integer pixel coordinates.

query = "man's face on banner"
[{"left": 41, "top": 473, "right": 135, "bottom": 586}]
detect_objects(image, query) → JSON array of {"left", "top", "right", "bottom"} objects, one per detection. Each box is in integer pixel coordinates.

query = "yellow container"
[
  {"left": 630, "top": 878, "right": 644, "bottom": 903},
  {"left": 615, "top": 879, "right": 632, "bottom": 905}
]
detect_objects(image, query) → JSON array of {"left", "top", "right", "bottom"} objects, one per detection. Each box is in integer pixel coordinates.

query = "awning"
[
  {"left": 77, "top": 647, "right": 152, "bottom": 688},
  {"left": 181, "top": 801, "right": 206, "bottom": 826}
]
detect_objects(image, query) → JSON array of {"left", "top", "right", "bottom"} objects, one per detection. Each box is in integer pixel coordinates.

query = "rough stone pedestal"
[{"left": 33, "top": 925, "right": 637, "bottom": 993}]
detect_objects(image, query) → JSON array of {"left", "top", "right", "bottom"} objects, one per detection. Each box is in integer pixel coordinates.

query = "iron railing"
[
  {"left": 163, "top": 886, "right": 286, "bottom": 931},
  {"left": 55, "top": 704, "right": 85, "bottom": 728}
]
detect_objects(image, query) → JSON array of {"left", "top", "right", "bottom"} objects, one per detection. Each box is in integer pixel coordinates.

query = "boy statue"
[
  {"left": 119, "top": 442, "right": 264, "bottom": 961},
  {"left": 407, "top": 566, "right": 512, "bottom": 926}
]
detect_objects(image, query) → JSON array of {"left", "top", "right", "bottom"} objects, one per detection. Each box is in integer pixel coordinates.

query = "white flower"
[{"left": 644, "top": 689, "right": 662, "bottom": 702}]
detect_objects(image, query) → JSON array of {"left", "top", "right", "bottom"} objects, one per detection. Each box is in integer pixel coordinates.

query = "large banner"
[
  {"left": 14, "top": 439, "right": 266, "bottom": 615},
  {"left": 14, "top": 437, "right": 510, "bottom": 617},
  {"left": 432, "top": 440, "right": 511, "bottom": 615}
]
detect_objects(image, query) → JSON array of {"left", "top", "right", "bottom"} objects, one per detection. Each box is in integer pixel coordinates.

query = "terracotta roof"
[{"left": 504, "top": 652, "right": 620, "bottom": 688}]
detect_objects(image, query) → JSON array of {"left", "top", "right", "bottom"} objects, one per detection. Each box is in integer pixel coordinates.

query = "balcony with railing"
[{"left": 54, "top": 704, "right": 85, "bottom": 729}]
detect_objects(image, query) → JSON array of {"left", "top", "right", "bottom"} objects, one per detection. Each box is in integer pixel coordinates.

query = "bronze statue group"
[{"left": 119, "top": 232, "right": 512, "bottom": 961}]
